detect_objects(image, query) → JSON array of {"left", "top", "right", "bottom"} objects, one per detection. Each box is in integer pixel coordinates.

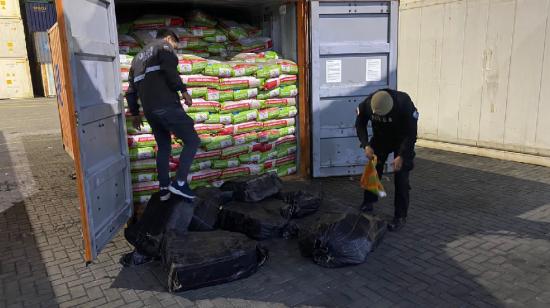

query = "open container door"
[
  {"left": 310, "top": 0, "right": 398, "bottom": 177},
  {"left": 53, "top": 0, "right": 132, "bottom": 263}
]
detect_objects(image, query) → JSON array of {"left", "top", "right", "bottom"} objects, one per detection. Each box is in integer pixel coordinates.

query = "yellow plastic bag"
[{"left": 360, "top": 156, "right": 387, "bottom": 198}]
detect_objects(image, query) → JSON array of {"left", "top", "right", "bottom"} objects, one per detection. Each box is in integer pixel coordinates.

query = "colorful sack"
[
  {"left": 232, "top": 110, "right": 258, "bottom": 124},
  {"left": 212, "top": 158, "right": 240, "bottom": 169},
  {"left": 239, "top": 152, "right": 262, "bottom": 163},
  {"left": 185, "top": 99, "right": 220, "bottom": 113},
  {"left": 126, "top": 121, "right": 152, "bottom": 135},
  {"left": 233, "top": 88, "right": 258, "bottom": 100},
  {"left": 177, "top": 54, "right": 208, "bottom": 74},
  {"left": 187, "top": 112, "right": 209, "bottom": 123},
  {"left": 262, "top": 98, "right": 296, "bottom": 108},
  {"left": 204, "top": 113, "right": 233, "bottom": 125},
  {"left": 233, "top": 132, "right": 258, "bottom": 145},
  {"left": 257, "top": 88, "right": 281, "bottom": 100},
  {"left": 189, "top": 26, "right": 217, "bottom": 38},
  {"left": 203, "top": 31, "right": 228, "bottom": 43},
  {"left": 194, "top": 123, "right": 224, "bottom": 134},
  {"left": 231, "top": 63, "right": 258, "bottom": 77},
  {"left": 204, "top": 62, "right": 233, "bottom": 77},
  {"left": 119, "top": 36, "right": 140, "bottom": 55},
  {"left": 129, "top": 147, "right": 155, "bottom": 161},
  {"left": 262, "top": 118, "right": 295, "bottom": 130},
  {"left": 280, "top": 85, "right": 298, "bottom": 98},
  {"left": 131, "top": 159, "right": 157, "bottom": 171},
  {"left": 256, "top": 64, "right": 281, "bottom": 79},
  {"left": 187, "top": 87, "right": 208, "bottom": 99},
  {"left": 275, "top": 163, "right": 297, "bottom": 177},
  {"left": 221, "top": 166, "right": 251, "bottom": 179},
  {"left": 218, "top": 77, "right": 261, "bottom": 90},
  {"left": 133, "top": 16, "right": 184, "bottom": 30},
  {"left": 221, "top": 144, "right": 252, "bottom": 159},
  {"left": 277, "top": 106, "right": 298, "bottom": 118},
  {"left": 277, "top": 59, "right": 298, "bottom": 75},
  {"left": 360, "top": 156, "right": 387, "bottom": 197},
  {"left": 195, "top": 149, "right": 222, "bottom": 161},
  {"left": 258, "top": 130, "right": 281, "bottom": 143},
  {"left": 187, "top": 169, "right": 222, "bottom": 183},
  {"left": 232, "top": 121, "right": 263, "bottom": 134},
  {"left": 205, "top": 135, "right": 234, "bottom": 151},
  {"left": 258, "top": 108, "right": 280, "bottom": 121},
  {"left": 190, "top": 160, "right": 213, "bottom": 172},
  {"left": 128, "top": 134, "right": 156, "bottom": 148},
  {"left": 181, "top": 75, "right": 219, "bottom": 88},
  {"left": 220, "top": 101, "right": 252, "bottom": 113},
  {"left": 178, "top": 38, "right": 208, "bottom": 50},
  {"left": 188, "top": 11, "right": 217, "bottom": 27},
  {"left": 279, "top": 75, "right": 297, "bottom": 87}
]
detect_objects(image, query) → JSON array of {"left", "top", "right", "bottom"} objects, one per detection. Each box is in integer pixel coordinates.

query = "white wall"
[{"left": 398, "top": 0, "right": 550, "bottom": 156}]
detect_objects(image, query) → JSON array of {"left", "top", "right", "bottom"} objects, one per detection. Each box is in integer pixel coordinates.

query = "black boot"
[
  {"left": 360, "top": 201, "right": 374, "bottom": 213},
  {"left": 388, "top": 217, "right": 406, "bottom": 232}
]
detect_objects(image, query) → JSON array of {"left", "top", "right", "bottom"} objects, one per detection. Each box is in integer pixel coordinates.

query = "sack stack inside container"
[{"left": 118, "top": 11, "right": 299, "bottom": 218}]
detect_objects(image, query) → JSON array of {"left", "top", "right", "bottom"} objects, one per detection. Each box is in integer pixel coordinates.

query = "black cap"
[{"left": 156, "top": 29, "right": 179, "bottom": 43}]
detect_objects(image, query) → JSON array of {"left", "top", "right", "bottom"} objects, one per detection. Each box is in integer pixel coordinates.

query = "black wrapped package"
[
  {"left": 124, "top": 193, "right": 195, "bottom": 257},
  {"left": 298, "top": 213, "right": 387, "bottom": 268},
  {"left": 278, "top": 190, "right": 322, "bottom": 219},
  {"left": 163, "top": 230, "right": 268, "bottom": 292},
  {"left": 189, "top": 187, "right": 232, "bottom": 231},
  {"left": 221, "top": 173, "right": 283, "bottom": 202},
  {"left": 218, "top": 199, "right": 291, "bottom": 240}
]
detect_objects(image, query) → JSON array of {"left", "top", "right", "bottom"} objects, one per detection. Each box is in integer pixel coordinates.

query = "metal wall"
[
  {"left": 398, "top": 0, "right": 550, "bottom": 157},
  {"left": 311, "top": 0, "right": 398, "bottom": 177}
]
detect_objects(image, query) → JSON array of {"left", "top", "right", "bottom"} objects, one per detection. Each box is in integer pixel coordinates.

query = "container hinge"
[{"left": 75, "top": 111, "right": 79, "bottom": 126}]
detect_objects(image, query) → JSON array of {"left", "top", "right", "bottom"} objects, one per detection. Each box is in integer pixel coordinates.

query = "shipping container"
[
  {"left": 39, "top": 62, "right": 55, "bottom": 96},
  {"left": 0, "top": 18, "right": 28, "bottom": 58},
  {"left": 0, "top": 0, "right": 21, "bottom": 18},
  {"left": 33, "top": 31, "right": 52, "bottom": 63},
  {"left": 24, "top": 1, "right": 56, "bottom": 32},
  {"left": 0, "top": 58, "right": 34, "bottom": 99},
  {"left": 398, "top": 0, "right": 550, "bottom": 159},
  {"left": 49, "top": 0, "right": 398, "bottom": 262}
]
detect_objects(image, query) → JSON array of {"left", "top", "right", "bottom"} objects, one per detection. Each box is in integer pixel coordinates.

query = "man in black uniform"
[
  {"left": 126, "top": 29, "right": 200, "bottom": 201},
  {"left": 355, "top": 89, "right": 418, "bottom": 231}
]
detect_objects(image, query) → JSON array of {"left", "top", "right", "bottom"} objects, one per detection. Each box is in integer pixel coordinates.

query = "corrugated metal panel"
[
  {"left": 311, "top": 0, "right": 398, "bottom": 177},
  {"left": 48, "top": 23, "right": 73, "bottom": 159},
  {"left": 0, "top": 18, "right": 28, "bottom": 58},
  {"left": 0, "top": 58, "right": 34, "bottom": 99},
  {"left": 0, "top": 0, "right": 21, "bottom": 18},
  {"left": 33, "top": 31, "right": 52, "bottom": 63},
  {"left": 40, "top": 62, "right": 56, "bottom": 96},
  {"left": 25, "top": 1, "right": 56, "bottom": 32},
  {"left": 398, "top": 0, "right": 550, "bottom": 157}
]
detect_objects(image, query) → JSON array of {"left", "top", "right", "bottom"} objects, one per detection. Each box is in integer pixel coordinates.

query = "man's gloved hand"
[
  {"left": 130, "top": 115, "right": 143, "bottom": 130},
  {"left": 364, "top": 146, "right": 374, "bottom": 160},
  {"left": 182, "top": 92, "right": 193, "bottom": 107}
]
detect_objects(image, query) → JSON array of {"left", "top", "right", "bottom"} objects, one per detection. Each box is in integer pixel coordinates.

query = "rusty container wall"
[{"left": 48, "top": 22, "right": 74, "bottom": 159}]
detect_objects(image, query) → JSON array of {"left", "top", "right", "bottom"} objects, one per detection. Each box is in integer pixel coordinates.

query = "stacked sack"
[
  {"left": 118, "top": 11, "right": 272, "bottom": 60},
  {"left": 117, "top": 12, "right": 299, "bottom": 216},
  {"left": 177, "top": 50, "right": 299, "bottom": 188}
]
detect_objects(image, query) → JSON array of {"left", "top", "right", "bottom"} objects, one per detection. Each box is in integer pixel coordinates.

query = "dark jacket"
[
  {"left": 355, "top": 89, "right": 418, "bottom": 159},
  {"left": 125, "top": 40, "right": 186, "bottom": 116}
]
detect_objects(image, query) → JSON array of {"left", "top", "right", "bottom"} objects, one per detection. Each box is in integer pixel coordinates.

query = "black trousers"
[
  {"left": 363, "top": 149, "right": 414, "bottom": 219},
  {"left": 145, "top": 106, "right": 200, "bottom": 187}
]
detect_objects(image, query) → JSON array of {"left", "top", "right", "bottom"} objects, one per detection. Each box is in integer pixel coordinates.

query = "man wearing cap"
[
  {"left": 126, "top": 29, "right": 200, "bottom": 202},
  {"left": 355, "top": 89, "right": 419, "bottom": 231}
]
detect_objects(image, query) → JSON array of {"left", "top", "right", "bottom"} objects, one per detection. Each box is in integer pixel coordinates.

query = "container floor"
[{"left": 1, "top": 99, "right": 550, "bottom": 308}]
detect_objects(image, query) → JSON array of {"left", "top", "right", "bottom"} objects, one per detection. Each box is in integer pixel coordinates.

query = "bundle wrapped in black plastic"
[
  {"left": 298, "top": 213, "right": 387, "bottom": 268},
  {"left": 221, "top": 173, "right": 283, "bottom": 202},
  {"left": 218, "top": 199, "right": 292, "bottom": 240},
  {"left": 124, "top": 193, "right": 195, "bottom": 257},
  {"left": 163, "top": 230, "right": 268, "bottom": 292},
  {"left": 278, "top": 190, "right": 322, "bottom": 219},
  {"left": 189, "top": 187, "right": 233, "bottom": 231}
]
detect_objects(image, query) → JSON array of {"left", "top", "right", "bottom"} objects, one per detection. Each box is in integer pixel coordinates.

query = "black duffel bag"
[{"left": 220, "top": 173, "right": 283, "bottom": 202}]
